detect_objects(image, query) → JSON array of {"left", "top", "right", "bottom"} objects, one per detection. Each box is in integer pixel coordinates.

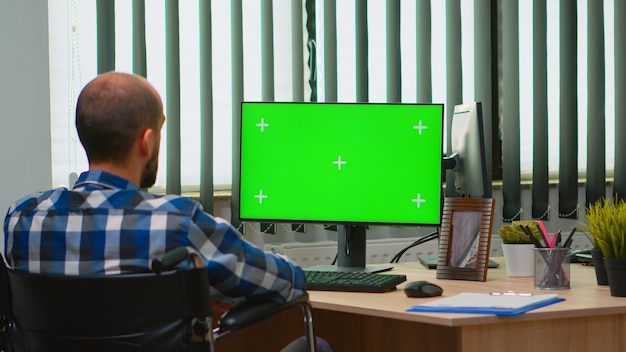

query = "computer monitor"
[
  {"left": 444, "top": 102, "right": 489, "bottom": 198},
  {"left": 236, "top": 102, "right": 444, "bottom": 272}
]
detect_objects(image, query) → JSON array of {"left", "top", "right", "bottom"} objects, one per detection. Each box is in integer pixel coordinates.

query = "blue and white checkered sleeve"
[{"left": 187, "top": 211, "right": 306, "bottom": 304}]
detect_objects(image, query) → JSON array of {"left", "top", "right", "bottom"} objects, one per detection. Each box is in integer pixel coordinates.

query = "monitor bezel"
[{"left": 235, "top": 101, "right": 445, "bottom": 227}]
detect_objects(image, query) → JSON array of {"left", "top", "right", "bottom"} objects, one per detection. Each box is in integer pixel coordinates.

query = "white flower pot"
[{"left": 502, "top": 243, "right": 535, "bottom": 277}]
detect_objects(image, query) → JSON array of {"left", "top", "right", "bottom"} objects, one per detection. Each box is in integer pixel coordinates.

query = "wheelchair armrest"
[{"left": 217, "top": 293, "right": 310, "bottom": 332}]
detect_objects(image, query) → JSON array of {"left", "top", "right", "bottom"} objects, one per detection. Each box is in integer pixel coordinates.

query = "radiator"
[
  {"left": 265, "top": 234, "right": 591, "bottom": 268},
  {"left": 264, "top": 237, "right": 441, "bottom": 268}
]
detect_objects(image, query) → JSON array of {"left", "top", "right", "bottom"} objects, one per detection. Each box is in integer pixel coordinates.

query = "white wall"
[{"left": 0, "top": 2, "right": 52, "bottom": 212}]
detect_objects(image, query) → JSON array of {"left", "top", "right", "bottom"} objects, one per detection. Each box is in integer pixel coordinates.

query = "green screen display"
[{"left": 239, "top": 102, "right": 444, "bottom": 225}]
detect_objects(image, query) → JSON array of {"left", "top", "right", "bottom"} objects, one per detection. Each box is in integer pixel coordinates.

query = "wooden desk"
[
  {"left": 216, "top": 259, "right": 626, "bottom": 351},
  {"left": 309, "top": 259, "right": 626, "bottom": 352}
]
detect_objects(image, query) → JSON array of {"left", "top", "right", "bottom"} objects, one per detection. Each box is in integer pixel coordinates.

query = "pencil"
[{"left": 521, "top": 225, "right": 543, "bottom": 248}]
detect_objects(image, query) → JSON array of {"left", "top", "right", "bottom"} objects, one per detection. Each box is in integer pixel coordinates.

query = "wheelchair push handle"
[{"left": 151, "top": 246, "right": 204, "bottom": 273}]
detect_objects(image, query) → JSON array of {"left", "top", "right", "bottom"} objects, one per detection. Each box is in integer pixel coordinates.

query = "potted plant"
[
  {"left": 581, "top": 230, "right": 609, "bottom": 286},
  {"left": 498, "top": 221, "right": 542, "bottom": 277},
  {"left": 582, "top": 197, "right": 626, "bottom": 296}
]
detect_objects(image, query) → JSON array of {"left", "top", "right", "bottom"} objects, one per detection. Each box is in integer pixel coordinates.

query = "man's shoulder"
[{"left": 8, "top": 188, "right": 67, "bottom": 213}]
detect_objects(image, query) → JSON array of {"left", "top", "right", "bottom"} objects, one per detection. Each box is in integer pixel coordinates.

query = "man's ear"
[{"left": 138, "top": 128, "right": 156, "bottom": 158}]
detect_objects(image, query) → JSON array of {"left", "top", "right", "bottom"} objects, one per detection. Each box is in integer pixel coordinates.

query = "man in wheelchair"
[{"left": 2, "top": 72, "right": 332, "bottom": 352}]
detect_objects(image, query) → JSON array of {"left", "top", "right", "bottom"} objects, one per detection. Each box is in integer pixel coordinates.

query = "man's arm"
[{"left": 187, "top": 211, "right": 306, "bottom": 304}]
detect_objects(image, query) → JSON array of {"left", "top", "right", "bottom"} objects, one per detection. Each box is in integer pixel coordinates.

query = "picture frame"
[{"left": 436, "top": 197, "right": 496, "bottom": 282}]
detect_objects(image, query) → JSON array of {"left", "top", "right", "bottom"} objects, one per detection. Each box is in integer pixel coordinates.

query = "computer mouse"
[{"left": 403, "top": 280, "right": 443, "bottom": 298}]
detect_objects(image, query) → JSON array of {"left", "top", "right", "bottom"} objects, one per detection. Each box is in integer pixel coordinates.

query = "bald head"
[{"left": 76, "top": 72, "right": 164, "bottom": 165}]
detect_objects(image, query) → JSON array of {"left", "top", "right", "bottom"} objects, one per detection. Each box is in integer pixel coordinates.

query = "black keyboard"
[{"left": 305, "top": 270, "right": 407, "bottom": 293}]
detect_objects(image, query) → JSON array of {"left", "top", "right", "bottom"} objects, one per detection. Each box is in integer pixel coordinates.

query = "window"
[{"left": 48, "top": 0, "right": 617, "bottom": 194}]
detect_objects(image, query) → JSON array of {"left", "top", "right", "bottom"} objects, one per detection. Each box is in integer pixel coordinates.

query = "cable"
[
  {"left": 390, "top": 231, "right": 438, "bottom": 263},
  {"left": 329, "top": 229, "right": 440, "bottom": 266},
  {"left": 389, "top": 229, "right": 440, "bottom": 263}
]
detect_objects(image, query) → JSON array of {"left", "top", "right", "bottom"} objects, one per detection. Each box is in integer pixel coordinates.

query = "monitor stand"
[{"left": 304, "top": 224, "right": 394, "bottom": 273}]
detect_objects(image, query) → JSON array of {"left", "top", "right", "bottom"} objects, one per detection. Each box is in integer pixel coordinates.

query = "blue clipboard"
[{"left": 406, "top": 293, "right": 565, "bottom": 316}]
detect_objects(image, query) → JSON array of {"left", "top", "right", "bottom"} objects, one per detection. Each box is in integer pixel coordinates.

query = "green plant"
[
  {"left": 498, "top": 221, "right": 542, "bottom": 244},
  {"left": 581, "top": 197, "right": 626, "bottom": 259}
]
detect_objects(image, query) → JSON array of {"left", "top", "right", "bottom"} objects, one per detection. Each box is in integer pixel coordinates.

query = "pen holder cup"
[{"left": 533, "top": 247, "right": 571, "bottom": 290}]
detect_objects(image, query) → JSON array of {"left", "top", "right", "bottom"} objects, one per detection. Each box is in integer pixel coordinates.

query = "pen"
[
  {"left": 490, "top": 291, "right": 534, "bottom": 296},
  {"left": 563, "top": 227, "right": 576, "bottom": 248},
  {"left": 554, "top": 230, "right": 562, "bottom": 247}
]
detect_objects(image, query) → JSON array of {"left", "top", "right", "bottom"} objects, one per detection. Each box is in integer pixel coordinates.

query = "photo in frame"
[{"left": 436, "top": 197, "right": 496, "bottom": 281}]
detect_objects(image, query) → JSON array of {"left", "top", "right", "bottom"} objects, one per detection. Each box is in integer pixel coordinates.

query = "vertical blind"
[
  {"left": 199, "top": 0, "right": 214, "bottom": 213},
  {"left": 615, "top": 0, "right": 626, "bottom": 199},
  {"left": 500, "top": 0, "right": 521, "bottom": 221},
  {"left": 532, "top": 0, "right": 549, "bottom": 220},
  {"left": 557, "top": 0, "right": 578, "bottom": 220},
  {"left": 51, "top": 0, "right": 624, "bottom": 225}
]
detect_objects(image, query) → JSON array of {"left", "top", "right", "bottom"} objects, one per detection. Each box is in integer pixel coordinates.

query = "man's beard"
[{"left": 140, "top": 148, "right": 159, "bottom": 188}]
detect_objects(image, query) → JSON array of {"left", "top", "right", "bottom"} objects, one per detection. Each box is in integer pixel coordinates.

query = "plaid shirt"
[{"left": 2, "top": 170, "right": 305, "bottom": 303}]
